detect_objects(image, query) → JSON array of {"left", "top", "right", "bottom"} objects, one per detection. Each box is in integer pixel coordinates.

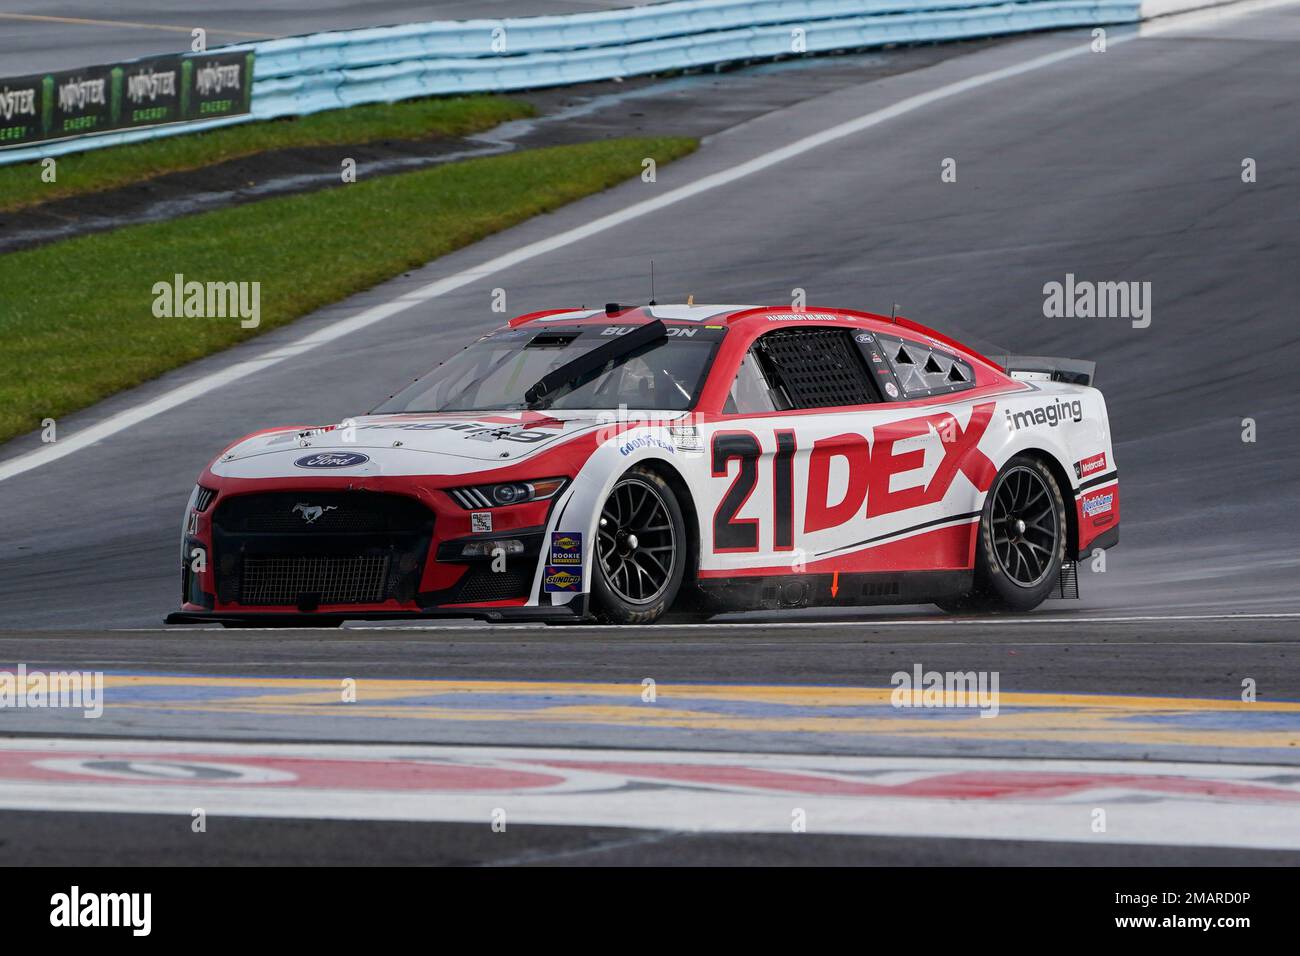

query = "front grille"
[
  {"left": 217, "top": 492, "right": 425, "bottom": 533},
  {"left": 241, "top": 554, "right": 390, "bottom": 605},
  {"left": 211, "top": 491, "right": 433, "bottom": 608},
  {"left": 453, "top": 566, "right": 535, "bottom": 603}
]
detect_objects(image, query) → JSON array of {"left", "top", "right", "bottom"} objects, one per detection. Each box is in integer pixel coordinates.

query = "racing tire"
[
  {"left": 591, "top": 467, "right": 687, "bottom": 624},
  {"left": 937, "top": 454, "right": 1067, "bottom": 614}
]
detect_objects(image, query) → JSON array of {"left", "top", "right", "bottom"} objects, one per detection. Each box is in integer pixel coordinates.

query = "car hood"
[{"left": 208, "top": 410, "right": 686, "bottom": 480}]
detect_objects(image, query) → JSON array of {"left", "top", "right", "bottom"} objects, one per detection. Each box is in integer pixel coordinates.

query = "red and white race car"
[{"left": 167, "top": 304, "right": 1119, "bottom": 626}]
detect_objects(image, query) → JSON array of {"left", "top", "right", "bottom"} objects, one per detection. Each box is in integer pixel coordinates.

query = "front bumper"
[
  {"left": 166, "top": 593, "right": 588, "bottom": 626},
  {"left": 171, "top": 478, "right": 579, "bottom": 625}
]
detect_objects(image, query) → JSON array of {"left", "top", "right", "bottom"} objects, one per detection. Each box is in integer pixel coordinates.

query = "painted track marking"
[
  {"left": 0, "top": 13, "right": 265, "bottom": 38},
  {"left": 0, "top": 738, "right": 1297, "bottom": 848}
]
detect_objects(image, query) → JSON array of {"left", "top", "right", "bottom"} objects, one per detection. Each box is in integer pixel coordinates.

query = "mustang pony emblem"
[{"left": 292, "top": 503, "right": 338, "bottom": 524}]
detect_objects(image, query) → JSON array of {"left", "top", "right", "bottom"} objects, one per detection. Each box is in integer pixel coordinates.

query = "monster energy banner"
[
  {"left": 50, "top": 65, "right": 115, "bottom": 139},
  {"left": 118, "top": 55, "right": 184, "bottom": 128},
  {"left": 0, "top": 73, "right": 43, "bottom": 147},
  {"left": 182, "top": 52, "right": 255, "bottom": 120},
  {"left": 0, "top": 49, "right": 254, "bottom": 149}
]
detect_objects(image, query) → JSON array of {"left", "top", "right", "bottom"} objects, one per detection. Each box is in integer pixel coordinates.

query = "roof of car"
[
  {"left": 506, "top": 304, "right": 998, "bottom": 368},
  {"left": 510, "top": 303, "right": 902, "bottom": 327}
]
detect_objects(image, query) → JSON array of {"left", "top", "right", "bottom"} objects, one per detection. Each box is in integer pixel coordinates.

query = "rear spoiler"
[{"left": 1000, "top": 355, "right": 1096, "bottom": 387}]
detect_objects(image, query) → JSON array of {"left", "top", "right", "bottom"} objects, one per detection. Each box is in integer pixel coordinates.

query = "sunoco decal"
[
  {"left": 544, "top": 567, "right": 581, "bottom": 592},
  {"left": 550, "top": 532, "right": 583, "bottom": 566}
]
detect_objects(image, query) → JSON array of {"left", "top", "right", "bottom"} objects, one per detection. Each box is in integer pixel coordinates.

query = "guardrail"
[{"left": 0, "top": 0, "right": 1148, "bottom": 167}]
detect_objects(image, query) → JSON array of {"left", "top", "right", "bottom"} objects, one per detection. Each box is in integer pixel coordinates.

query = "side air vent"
[
  {"left": 194, "top": 486, "right": 217, "bottom": 512},
  {"left": 879, "top": 334, "right": 976, "bottom": 399},
  {"left": 450, "top": 487, "right": 494, "bottom": 510},
  {"left": 860, "top": 580, "right": 901, "bottom": 598}
]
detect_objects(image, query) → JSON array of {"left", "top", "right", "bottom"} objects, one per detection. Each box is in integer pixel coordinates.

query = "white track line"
[
  {"left": 105, "top": 611, "right": 1300, "bottom": 632},
  {"left": 0, "top": 38, "right": 1135, "bottom": 483},
  {"left": 1, "top": 740, "right": 1297, "bottom": 847}
]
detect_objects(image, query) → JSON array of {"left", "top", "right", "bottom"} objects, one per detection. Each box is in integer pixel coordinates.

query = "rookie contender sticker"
[{"left": 550, "top": 531, "right": 583, "bottom": 566}]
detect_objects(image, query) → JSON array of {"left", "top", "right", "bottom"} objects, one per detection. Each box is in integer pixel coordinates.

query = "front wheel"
[
  {"left": 939, "top": 455, "right": 1067, "bottom": 613},
  {"left": 591, "top": 468, "right": 687, "bottom": 624}
]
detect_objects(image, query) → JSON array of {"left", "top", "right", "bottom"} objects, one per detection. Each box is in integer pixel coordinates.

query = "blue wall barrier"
[{"left": 0, "top": 0, "right": 1140, "bottom": 167}]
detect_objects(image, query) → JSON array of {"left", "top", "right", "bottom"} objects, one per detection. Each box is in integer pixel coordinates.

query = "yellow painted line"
[
  {"left": 97, "top": 675, "right": 1300, "bottom": 750},
  {"left": 113, "top": 698, "right": 1300, "bottom": 749},
  {"left": 0, "top": 13, "right": 265, "bottom": 39},
  {"left": 99, "top": 675, "right": 1300, "bottom": 713}
]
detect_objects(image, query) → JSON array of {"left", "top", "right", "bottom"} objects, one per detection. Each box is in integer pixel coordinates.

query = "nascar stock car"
[{"left": 166, "top": 304, "right": 1119, "bottom": 626}]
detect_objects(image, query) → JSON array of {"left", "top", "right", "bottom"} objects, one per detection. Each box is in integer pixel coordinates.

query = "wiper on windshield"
[{"left": 525, "top": 319, "right": 667, "bottom": 408}]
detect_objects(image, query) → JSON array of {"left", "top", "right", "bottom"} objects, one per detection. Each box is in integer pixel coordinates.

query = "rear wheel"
[
  {"left": 591, "top": 468, "right": 687, "bottom": 624},
  {"left": 938, "top": 455, "right": 1067, "bottom": 613}
]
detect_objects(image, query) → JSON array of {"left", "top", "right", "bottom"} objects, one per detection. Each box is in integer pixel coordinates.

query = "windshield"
[{"left": 372, "top": 324, "right": 724, "bottom": 414}]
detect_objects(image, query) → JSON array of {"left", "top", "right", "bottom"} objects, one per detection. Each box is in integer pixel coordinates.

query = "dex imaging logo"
[
  {"left": 1005, "top": 398, "right": 1083, "bottom": 431},
  {"left": 50, "top": 886, "right": 151, "bottom": 936}
]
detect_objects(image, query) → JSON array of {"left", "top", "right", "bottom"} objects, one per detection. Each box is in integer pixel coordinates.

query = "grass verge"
[
  {"left": 0, "top": 135, "right": 697, "bottom": 445},
  {"left": 0, "top": 95, "right": 534, "bottom": 213}
]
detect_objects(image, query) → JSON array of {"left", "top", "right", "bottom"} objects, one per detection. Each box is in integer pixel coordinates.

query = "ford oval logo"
[{"left": 294, "top": 452, "right": 370, "bottom": 468}]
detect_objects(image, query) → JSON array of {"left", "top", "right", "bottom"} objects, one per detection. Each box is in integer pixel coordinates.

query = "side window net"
[
  {"left": 755, "top": 328, "right": 879, "bottom": 410},
  {"left": 878, "top": 334, "right": 975, "bottom": 398}
]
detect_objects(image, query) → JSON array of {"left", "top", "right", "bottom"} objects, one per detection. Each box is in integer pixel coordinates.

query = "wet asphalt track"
[{"left": 0, "top": 4, "right": 1298, "bottom": 864}]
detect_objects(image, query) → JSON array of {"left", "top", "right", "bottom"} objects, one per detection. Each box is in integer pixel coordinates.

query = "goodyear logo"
[{"left": 544, "top": 567, "right": 581, "bottom": 593}]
